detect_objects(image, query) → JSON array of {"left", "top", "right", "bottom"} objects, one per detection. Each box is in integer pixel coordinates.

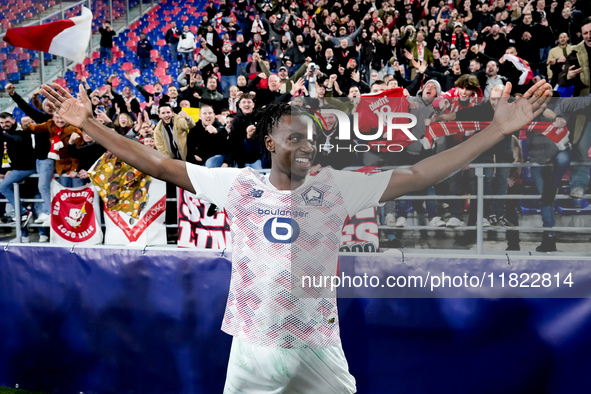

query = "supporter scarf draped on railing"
[{"left": 424, "top": 122, "right": 569, "bottom": 149}]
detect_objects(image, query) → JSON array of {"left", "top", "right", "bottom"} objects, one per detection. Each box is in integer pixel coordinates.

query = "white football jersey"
[{"left": 186, "top": 164, "right": 390, "bottom": 348}]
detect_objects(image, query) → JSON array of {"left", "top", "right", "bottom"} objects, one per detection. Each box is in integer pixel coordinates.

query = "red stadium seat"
[
  {"left": 160, "top": 75, "right": 172, "bottom": 85},
  {"left": 150, "top": 49, "right": 160, "bottom": 59},
  {"left": 121, "top": 62, "right": 134, "bottom": 71},
  {"left": 111, "top": 76, "right": 120, "bottom": 87},
  {"left": 31, "top": 59, "right": 39, "bottom": 67},
  {"left": 154, "top": 68, "right": 165, "bottom": 77},
  {"left": 156, "top": 39, "right": 166, "bottom": 47},
  {"left": 91, "top": 51, "right": 100, "bottom": 59},
  {"left": 5, "top": 65, "right": 18, "bottom": 73},
  {"left": 55, "top": 78, "right": 67, "bottom": 87},
  {"left": 157, "top": 61, "right": 168, "bottom": 69}
]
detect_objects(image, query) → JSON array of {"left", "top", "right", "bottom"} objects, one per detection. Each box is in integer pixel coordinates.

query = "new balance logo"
[{"left": 249, "top": 189, "right": 264, "bottom": 198}]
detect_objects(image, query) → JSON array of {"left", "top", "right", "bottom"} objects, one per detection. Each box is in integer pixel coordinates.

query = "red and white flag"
[
  {"left": 501, "top": 54, "right": 534, "bottom": 85},
  {"left": 3, "top": 6, "right": 92, "bottom": 63}
]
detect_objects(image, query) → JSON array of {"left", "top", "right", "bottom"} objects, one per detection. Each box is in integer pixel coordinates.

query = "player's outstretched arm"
[
  {"left": 41, "top": 84, "right": 195, "bottom": 193},
  {"left": 379, "top": 80, "right": 551, "bottom": 203}
]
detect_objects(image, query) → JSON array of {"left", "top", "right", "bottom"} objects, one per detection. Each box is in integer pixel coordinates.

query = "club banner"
[
  {"left": 88, "top": 152, "right": 150, "bottom": 219},
  {"left": 340, "top": 167, "right": 381, "bottom": 252},
  {"left": 49, "top": 180, "right": 103, "bottom": 245},
  {"left": 104, "top": 179, "right": 167, "bottom": 245},
  {"left": 177, "top": 188, "right": 231, "bottom": 249}
]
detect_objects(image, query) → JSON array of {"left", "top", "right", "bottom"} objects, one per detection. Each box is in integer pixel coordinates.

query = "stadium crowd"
[{"left": 1, "top": 0, "right": 591, "bottom": 252}]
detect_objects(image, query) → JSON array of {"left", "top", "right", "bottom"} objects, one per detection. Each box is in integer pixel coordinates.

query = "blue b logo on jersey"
[{"left": 263, "top": 217, "right": 300, "bottom": 243}]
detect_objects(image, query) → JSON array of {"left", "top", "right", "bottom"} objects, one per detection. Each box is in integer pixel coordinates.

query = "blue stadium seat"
[
  {"left": 556, "top": 199, "right": 591, "bottom": 214},
  {"left": 519, "top": 199, "right": 542, "bottom": 214},
  {"left": 12, "top": 107, "right": 25, "bottom": 123},
  {"left": 8, "top": 72, "right": 21, "bottom": 81}
]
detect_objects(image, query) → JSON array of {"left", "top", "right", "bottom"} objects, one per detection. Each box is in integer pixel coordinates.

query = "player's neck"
[{"left": 268, "top": 169, "right": 305, "bottom": 191}]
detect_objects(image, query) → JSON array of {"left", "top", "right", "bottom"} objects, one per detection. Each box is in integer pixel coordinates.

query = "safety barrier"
[
  {"left": 1, "top": 163, "right": 590, "bottom": 254},
  {"left": 0, "top": 246, "right": 590, "bottom": 393}
]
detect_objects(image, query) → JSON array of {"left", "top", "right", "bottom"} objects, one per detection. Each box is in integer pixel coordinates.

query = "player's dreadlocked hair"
[{"left": 253, "top": 102, "right": 308, "bottom": 158}]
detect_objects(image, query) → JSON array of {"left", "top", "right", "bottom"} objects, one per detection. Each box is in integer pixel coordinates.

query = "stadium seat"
[
  {"left": 557, "top": 199, "right": 591, "bottom": 214},
  {"left": 54, "top": 78, "right": 67, "bottom": 87},
  {"left": 121, "top": 62, "right": 134, "bottom": 71}
]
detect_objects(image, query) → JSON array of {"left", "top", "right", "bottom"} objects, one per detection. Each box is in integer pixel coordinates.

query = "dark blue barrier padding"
[{"left": 0, "top": 247, "right": 590, "bottom": 394}]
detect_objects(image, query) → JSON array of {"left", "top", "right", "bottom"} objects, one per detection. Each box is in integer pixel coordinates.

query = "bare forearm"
[{"left": 381, "top": 122, "right": 505, "bottom": 201}]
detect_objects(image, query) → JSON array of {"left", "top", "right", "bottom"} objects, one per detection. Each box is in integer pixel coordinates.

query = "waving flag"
[
  {"left": 3, "top": 6, "right": 92, "bottom": 63},
  {"left": 502, "top": 54, "right": 534, "bottom": 85}
]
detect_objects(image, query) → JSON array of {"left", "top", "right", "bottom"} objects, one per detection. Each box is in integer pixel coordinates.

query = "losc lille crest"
[{"left": 51, "top": 185, "right": 99, "bottom": 243}]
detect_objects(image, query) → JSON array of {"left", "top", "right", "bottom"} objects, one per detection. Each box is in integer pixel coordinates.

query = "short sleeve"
[
  {"left": 331, "top": 169, "right": 392, "bottom": 217},
  {"left": 185, "top": 162, "right": 242, "bottom": 208}
]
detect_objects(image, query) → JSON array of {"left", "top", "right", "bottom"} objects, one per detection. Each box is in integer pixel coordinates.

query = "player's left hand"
[{"left": 492, "top": 80, "right": 551, "bottom": 136}]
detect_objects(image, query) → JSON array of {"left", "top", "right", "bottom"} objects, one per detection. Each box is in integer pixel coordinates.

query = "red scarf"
[
  {"left": 451, "top": 32, "right": 470, "bottom": 50},
  {"left": 425, "top": 122, "right": 569, "bottom": 147}
]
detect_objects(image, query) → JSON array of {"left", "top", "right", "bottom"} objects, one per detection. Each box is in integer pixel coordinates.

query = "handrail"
[{"left": 3, "top": 163, "right": 590, "bottom": 253}]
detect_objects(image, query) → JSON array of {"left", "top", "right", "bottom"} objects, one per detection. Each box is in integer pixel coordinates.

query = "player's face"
[{"left": 267, "top": 115, "right": 317, "bottom": 181}]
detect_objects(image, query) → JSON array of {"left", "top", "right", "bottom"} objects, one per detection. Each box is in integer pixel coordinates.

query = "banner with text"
[
  {"left": 104, "top": 179, "right": 167, "bottom": 245},
  {"left": 177, "top": 188, "right": 231, "bottom": 249},
  {"left": 49, "top": 180, "right": 103, "bottom": 245}
]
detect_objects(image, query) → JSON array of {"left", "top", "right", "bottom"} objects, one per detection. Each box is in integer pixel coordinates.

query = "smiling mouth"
[{"left": 294, "top": 157, "right": 311, "bottom": 168}]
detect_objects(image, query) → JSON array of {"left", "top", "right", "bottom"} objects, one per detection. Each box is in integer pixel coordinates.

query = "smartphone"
[{"left": 97, "top": 105, "right": 105, "bottom": 112}]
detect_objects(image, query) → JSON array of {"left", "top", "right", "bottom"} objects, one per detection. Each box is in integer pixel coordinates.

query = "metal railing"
[{"left": 1, "top": 164, "right": 590, "bottom": 254}]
